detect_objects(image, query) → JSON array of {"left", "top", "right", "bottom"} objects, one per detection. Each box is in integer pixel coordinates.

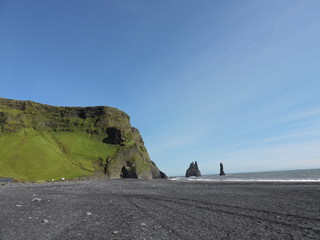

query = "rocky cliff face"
[{"left": 0, "top": 98, "right": 166, "bottom": 181}]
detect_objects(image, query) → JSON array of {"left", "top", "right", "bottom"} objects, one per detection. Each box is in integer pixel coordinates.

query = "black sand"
[{"left": 0, "top": 180, "right": 319, "bottom": 240}]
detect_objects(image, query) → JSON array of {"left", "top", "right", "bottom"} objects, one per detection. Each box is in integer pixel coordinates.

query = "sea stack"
[
  {"left": 219, "top": 162, "right": 226, "bottom": 176},
  {"left": 185, "top": 161, "right": 201, "bottom": 177}
]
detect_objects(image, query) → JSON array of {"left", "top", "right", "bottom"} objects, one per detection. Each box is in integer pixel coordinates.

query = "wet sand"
[{"left": 0, "top": 180, "right": 319, "bottom": 240}]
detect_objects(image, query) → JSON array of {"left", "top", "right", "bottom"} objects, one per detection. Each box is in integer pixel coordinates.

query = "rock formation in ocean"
[
  {"left": 185, "top": 161, "right": 201, "bottom": 177},
  {"left": 219, "top": 162, "right": 226, "bottom": 176},
  {"left": 0, "top": 98, "right": 166, "bottom": 181}
]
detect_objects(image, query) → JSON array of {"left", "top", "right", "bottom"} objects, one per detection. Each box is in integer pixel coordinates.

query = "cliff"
[{"left": 0, "top": 98, "right": 166, "bottom": 181}]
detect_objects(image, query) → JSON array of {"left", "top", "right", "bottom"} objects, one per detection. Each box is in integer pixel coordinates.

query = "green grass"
[{"left": 0, "top": 128, "right": 120, "bottom": 181}]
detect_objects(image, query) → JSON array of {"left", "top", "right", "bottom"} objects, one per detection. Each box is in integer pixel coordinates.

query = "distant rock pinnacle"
[
  {"left": 185, "top": 161, "right": 201, "bottom": 177},
  {"left": 219, "top": 162, "right": 226, "bottom": 176}
]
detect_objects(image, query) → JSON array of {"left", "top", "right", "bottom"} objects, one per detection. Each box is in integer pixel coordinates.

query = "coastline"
[
  {"left": 169, "top": 178, "right": 320, "bottom": 183},
  {"left": 1, "top": 180, "right": 319, "bottom": 239}
]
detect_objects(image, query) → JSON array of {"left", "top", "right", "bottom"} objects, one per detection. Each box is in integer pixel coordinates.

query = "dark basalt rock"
[
  {"left": 185, "top": 161, "right": 201, "bottom": 177},
  {"left": 104, "top": 143, "right": 166, "bottom": 179},
  {"left": 103, "top": 127, "right": 124, "bottom": 144},
  {"left": 159, "top": 171, "right": 168, "bottom": 179},
  {"left": 0, "top": 112, "right": 8, "bottom": 125},
  {"left": 219, "top": 162, "right": 226, "bottom": 176}
]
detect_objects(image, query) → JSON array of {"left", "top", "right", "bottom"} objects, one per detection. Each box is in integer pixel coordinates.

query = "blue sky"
[{"left": 1, "top": 0, "right": 320, "bottom": 176}]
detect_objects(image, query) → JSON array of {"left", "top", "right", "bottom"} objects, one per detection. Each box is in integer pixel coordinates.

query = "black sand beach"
[{"left": 0, "top": 180, "right": 319, "bottom": 240}]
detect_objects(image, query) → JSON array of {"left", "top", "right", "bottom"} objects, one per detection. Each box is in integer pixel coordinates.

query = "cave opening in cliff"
[{"left": 121, "top": 166, "right": 138, "bottom": 178}]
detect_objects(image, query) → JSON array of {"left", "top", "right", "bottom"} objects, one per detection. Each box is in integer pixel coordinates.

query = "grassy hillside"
[
  {"left": 0, "top": 128, "right": 119, "bottom": 181},
  {"left": 0, "top": 98, "right": 165, "bottom": 181}
]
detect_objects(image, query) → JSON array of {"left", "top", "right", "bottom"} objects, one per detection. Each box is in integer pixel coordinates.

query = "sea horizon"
[{"left": 170, "top": 168, "right": 320, "bottom": 182}]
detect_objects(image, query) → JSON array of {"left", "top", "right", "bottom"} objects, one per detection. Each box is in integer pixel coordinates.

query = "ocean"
[{"left": 170, "top": 168, "right": 320, "bottom": 182}]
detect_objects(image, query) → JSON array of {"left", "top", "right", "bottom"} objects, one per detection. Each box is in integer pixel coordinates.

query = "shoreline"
[
  {"left": 2, "top": 177, "right": 320, "bottom": 185},
  {"left": 1, "top": 180, "right": 319, "bottom": 239},
  {"left": 170, "top": 178, "right": 320, "bottom": 183}
]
